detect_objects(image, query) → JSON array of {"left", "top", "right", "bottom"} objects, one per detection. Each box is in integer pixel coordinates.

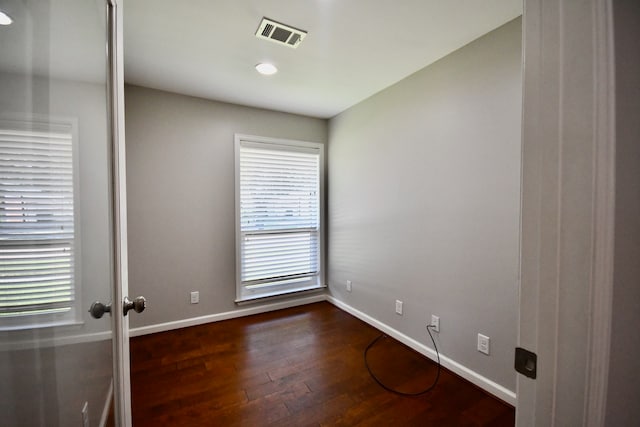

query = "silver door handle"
[
  {"left": 123, "top": 295, "right": 146, "bottom": 316},
  {"left": 89, "top": 301, "right": 111, "bottom": 319}
]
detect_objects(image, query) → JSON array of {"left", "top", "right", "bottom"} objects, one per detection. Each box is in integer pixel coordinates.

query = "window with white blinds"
[
  {"left": 0, "top": 121, "right": 78, "bottom": 326},
  {"left": 235, "top": 135, "right": 324, "bottom": 302}
]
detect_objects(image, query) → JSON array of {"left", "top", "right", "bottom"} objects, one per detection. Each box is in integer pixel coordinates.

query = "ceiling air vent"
[{"left": 255, "top": 17, "right": 307, "bottom": 49}]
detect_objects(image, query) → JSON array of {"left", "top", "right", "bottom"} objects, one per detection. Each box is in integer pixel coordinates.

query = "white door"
[{"left": 0, "top": 0, "right": 136, "bottom": 426}]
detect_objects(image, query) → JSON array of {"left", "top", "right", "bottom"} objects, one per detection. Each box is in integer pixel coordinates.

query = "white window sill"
[{"left": 235, "top": 284, "right": 326, "bottom": 305}]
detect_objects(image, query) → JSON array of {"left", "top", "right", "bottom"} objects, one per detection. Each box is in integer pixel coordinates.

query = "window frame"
[
  {"left": 0, "top": 117, "right": 82, "bottom": 330},
  {"left": 234, "top": 134, "right": 325, "bottom": 303}
]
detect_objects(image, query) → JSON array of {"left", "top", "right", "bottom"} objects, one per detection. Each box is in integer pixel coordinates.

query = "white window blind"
[
  {"left": 0, "top": 123, "right": 76, "bottom": 321},
  {"left": 236, "top": 136, "right": 324, "bottom": 302}
]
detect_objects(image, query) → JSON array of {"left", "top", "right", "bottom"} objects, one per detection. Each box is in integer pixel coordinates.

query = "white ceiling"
[{"left": 124, "top": 0, "right": 522, "bottom": 119}]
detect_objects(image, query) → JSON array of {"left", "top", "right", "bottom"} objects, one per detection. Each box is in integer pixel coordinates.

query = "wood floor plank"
[{"left": 131, "top": 302, "right": 514, "bottom": 426}]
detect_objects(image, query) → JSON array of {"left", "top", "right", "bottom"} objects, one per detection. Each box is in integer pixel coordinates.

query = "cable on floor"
[{"left": 364, "top": 324, "right": 441, "bottom": 396}]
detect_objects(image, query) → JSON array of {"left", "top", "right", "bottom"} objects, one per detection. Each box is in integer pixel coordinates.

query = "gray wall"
[
  {"left": 605, "top": 0, "right": 640, "bottom": 424},
  {"left": 124, "top": 85, "right": 328, "bottom": 328},
  {"left": 327, "top": 18, "right": 522, "bottom": 391}
]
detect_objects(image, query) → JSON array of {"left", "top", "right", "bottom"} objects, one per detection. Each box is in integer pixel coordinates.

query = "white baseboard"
[
  {"left": 129, "top": 294, "right": 326, "bottom": 337},
  {"left": 326, "top": 295, "right": 517, "bottom": 406}
]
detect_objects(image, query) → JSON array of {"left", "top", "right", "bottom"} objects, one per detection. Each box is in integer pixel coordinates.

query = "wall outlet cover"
[
  {"left": 190, "top": 291, "right": 199, "bottom": 304},
  {"left": 395, "top": 300, "right": 403, "bottom": 315},
  {"left": 431, "top": 315, "right": 440, "bottom": 332},
  {"left": 346, "top": 280, "right": 352, "bottom": 292},
  {"left": 478, "top": 333, "right": 490, "bottom": 355}
]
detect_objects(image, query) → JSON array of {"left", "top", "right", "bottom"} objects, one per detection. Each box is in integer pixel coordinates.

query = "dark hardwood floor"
[{"left": 130, "top": 302, "right": 514, "bottom": 426}]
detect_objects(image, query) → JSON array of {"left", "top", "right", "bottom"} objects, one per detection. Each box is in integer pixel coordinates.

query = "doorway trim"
[{"left": 516, "top": 0, "right": 615, "bottom": 425}]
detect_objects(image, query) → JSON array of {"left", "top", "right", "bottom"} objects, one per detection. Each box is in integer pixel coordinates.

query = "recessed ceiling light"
[
  {"left": 255, "top": 63, "right": 278, "bottom": 76},
  {"left": 0, "top": 10, "right": 13, "bottom": 26}
]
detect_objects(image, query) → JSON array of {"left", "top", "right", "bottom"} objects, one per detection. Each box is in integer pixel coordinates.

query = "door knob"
[
  {"left": 123, "top": 295, "right": 146, "bottom": 316},
  {"left": 89, "top": 301, "right": 111, "bottom": 319}
]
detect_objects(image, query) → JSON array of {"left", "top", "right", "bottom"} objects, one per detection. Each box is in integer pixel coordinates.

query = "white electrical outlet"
[
  {"left": 81, "top": 401, "right": 89, "bottom": 427},
  {"left": 431, "top": 315, "right": 440, "bottom": 332},
  {"left": 346, "top": 280, "right": 352, "bottom": 292},
  {"left": 395, "top": 300, "right": 403, "bottom": 315},
  {"left": 478, "top": 333, "right": 490, "bottom": 355},
  {"left": 190, "top": 291, "right": 199, "bottom": 304}
]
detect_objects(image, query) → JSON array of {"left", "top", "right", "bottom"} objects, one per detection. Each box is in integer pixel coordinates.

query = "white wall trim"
[
  {"left": 129, "top": 294, "right": 326, "bottom": 337},
  {"left": 518, "top": 0, "right": 617, "bottom": 425},
  {"left": 326, "top": 295, "right": 517, "bottom": 406}
]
